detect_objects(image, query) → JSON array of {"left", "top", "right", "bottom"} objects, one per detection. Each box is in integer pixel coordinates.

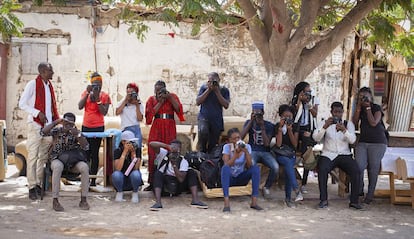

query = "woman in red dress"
[{"left": 144, "top": 80, "right": 185, "bottom": 190}]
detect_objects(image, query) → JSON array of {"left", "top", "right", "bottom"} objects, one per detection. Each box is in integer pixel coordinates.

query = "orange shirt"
[{"left": 81, "top": 90, "right": 111, "bottom": 128}]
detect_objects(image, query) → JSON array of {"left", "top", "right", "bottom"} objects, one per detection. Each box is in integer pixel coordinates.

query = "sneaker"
[
  {"left": 285, "top": 199, "right": 296, "bottom": 208},
  {"left": 143, "top": 185, "right": 153, "bottom": 191},
  {"left": 349, "top": 203, "right": 364, "bottom": 210},
  {"left": 131, "top": 192, "right": 139, "bottom": 203},
  {"left": 35, "top": 185, "right": 42, "bottom": 196},
  {"left": 318, "top": 200, "right": 328, "bottom": 209},
  {"left": 190, "top": 201, "right": 208, "bottom": 209},
  {"left": 222, "top": 206, "right": 231, "bottom": 213},
  {"left": 301, "top": 186, "right": 308, "bottom": 194},
  {"left": 263, "top": 187, "right": 270, "bottom": 198},
  {"left": 363, "top": 197, "right": 373, "bottom": 205},
  {"left": 53, "top": 199, "right": 64, "bottom": 212},
  {"left": 79, "top": 201, "right": 90, "bottom": 210},
  {"left": 150, "top": 202, "right": 163, "bottom": 211},
  {"left": 294, "top": 191, "right": 303, "bottom": 202},
  {"left": 29, "top": 188, "right": 38, "bottom": 200},
  {"left": 115, "top": 192, "right": 124, "bottom": 202},
  {"left": 250, "top": 205, "right": 264, "bottom": 211}
]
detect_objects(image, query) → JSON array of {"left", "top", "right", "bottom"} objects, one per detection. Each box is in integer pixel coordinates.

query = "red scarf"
[{"left": 33, "top": 75, "right": 59, "bottom": 127}]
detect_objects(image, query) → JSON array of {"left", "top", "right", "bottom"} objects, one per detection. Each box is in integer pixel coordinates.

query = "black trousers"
[
  {"left": 82, "top": 125, "right": 104, "bottom": 177},
  {"left": 318, "top": 155, "right": 360, "bottom": 204},
  {"left": 153, "top": 169, "right": 198, "bottom": 195},
  {"left": 299, "top": 124, "right": 315, "bottom": 185},
  {"left": 197, "top": 118, "right": 222, "bottom": 154}
]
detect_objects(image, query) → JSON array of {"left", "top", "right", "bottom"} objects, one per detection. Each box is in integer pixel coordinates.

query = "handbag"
[
  {"left": 57, "top": 149, "right": 88, "bottom": 169},
  {"left": 302, "top": 146, "right": 318, "bottom": 170},
  {"left": 271, "top": 144, "right": 295, "bottom": 158}
]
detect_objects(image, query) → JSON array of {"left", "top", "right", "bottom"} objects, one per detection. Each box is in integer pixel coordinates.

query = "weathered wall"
[{"left": 5, "top": 10, "right": 363, "bottom": 146}]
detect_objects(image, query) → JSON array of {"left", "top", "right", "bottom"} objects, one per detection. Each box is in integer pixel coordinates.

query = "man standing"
[
  {"left": 19, "top": 62, "right": 59, "bottom": 200},
  {"left": 241, "top": 101, "right": 278, "bottom": 198},
  {"left": 312, "top": 102, "right": 362, "bottom": 210},
  {"left": 196, "top": 72, "right": 230, "bottom": 153}
]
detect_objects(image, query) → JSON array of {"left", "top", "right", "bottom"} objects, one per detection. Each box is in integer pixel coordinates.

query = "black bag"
[
  {"left": 57, "top": 149, "right": 88, "bottom": 169},
  {"left": 199, "top": 158, "right": 223, "bottom": 189},
  {"left": 184, "top": 151, "right": 208, "bottom": 171},
  {"left": 208, "top": 143, "right": 225, "bottom": 160},
  {"left": 271, "top": 145, "right": 295, "bottom": 158}
]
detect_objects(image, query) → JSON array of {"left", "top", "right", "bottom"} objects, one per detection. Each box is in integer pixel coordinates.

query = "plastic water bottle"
[{"left": 124, "top": 157, "right": 138, "bottom": 176}]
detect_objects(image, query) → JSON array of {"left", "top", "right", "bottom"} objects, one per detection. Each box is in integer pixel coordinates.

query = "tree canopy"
[{"left": 0, "top": 0, "right": 23, "bottom": 43}]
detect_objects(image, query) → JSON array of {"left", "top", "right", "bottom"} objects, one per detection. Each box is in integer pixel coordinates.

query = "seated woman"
[
  {"left": 274, "top": 104, "right": 303, "bottom": 208},
  {"left": 112, "top": 130, "right": 143, "bottom": 203},
  {"left": 221, "top": 128, "right": 262, "bottom": 212}
]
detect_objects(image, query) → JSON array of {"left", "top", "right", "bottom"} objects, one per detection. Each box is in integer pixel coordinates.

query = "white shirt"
[
  {"left": 155, "top": 148, "right": 189, "bottom": 176},
  {"left": 117, "top": 97, "right": 144, "bottom": 130},
  {"left": 19, "top": 79, "right": 53, "bottom": 125},
  {"left": 312, "top": 119, "right": 356, "bottom": 161}
]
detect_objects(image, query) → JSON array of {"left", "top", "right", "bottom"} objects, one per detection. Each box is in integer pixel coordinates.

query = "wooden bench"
[{"left": 395, "top": 157, "right": 414, "bottom": 209}]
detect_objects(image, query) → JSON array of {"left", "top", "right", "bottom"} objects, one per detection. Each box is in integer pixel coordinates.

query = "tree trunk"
[{"left": 265, "top": 71, "right": 296, "bottom": 121}]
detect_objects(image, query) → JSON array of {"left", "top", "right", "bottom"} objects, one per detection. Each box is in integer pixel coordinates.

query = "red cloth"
[
  {"left": 33, "top": 75, "right": 59, "bottom": 127},
  {"left": 145, "top": 93, "right": 185, "bottom": 183},
  {"left": 81, "top": 90, "right": 112, "bottom": 128}
]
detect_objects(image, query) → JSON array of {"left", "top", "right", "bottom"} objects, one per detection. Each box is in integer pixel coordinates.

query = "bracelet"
[
  {"left": 77, "top": 132, "right": 82, "bottom": 138},
  {"left": 97, "top": 101, "right": 102, "bottom": 105},
  {"left": 366, "top": 107, "right": 371, "bottom": 111}
]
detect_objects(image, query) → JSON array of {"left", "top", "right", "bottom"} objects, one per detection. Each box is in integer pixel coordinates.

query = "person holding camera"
[
  {"left": 352, "top": 87, "right": 387, "bottom": 204},
  {"left": 274, "top": 105, "right": 303, "bottom": 208},
  {"left": 313, "top": 102, "right": 363, "bottom": 209},
  {"left": 149, "top": 140, "right": 208, "bottom": 211},
  {"left": 19, "top": 62, "right": 60, "bottom": 200},
  {"left": 145, "top": 80, "right": 185, "bottom": 191},
  {"left": 291, "top": 81, "right": 319, "bottom": 194},
  {"left": 196, "top": 72, "right": 230, "bottom": 153},
  {"left": 41, "top": 113, "right": 90, "bottom": 212},
  {"left": 221, "top": 128, "right": 262, "bottom": 212},
  {"left": 112, "top": 130, "right": 143, "bottom": 203},
  {"left": 78, "top": 72, "right": 111, "bottom": 187},
  {"left": 240, "top": 101, "right": 278, "bottom": 198},
  {"left": 116, "top": 83, "right": 144, "bottom": 148}
]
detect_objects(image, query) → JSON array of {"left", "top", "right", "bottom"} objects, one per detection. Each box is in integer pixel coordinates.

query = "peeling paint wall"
[{"left": 5, "top": 11, "right": 363, "bottom": 146}]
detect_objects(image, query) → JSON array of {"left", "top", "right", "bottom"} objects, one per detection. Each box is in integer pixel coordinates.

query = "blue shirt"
[
  {"left": 244, "top": 120, "right": 275, "bottom": 152},
  {"left": 222, "top": 143, "right": 252, "bottom": 177},
  {"left": 197, "top": 84, "right": 230, "bottom": 130}
]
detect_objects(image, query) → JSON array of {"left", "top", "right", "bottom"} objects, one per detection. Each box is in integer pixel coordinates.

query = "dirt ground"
[{"left": 1, "top": 165, "right": 414, "bottom": 239}]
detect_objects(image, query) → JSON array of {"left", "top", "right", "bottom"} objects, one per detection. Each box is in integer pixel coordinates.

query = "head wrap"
[
  {"left": 252, "top": 101, "right": 264, "bottom": 110},
  {"left": 90, "top": 72, "right": 102, "bottom": 83},
  {"left": 127, "top": 83, "right": 139, "bottom": 93}
]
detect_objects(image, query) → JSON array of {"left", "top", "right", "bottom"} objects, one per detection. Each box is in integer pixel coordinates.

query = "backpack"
[
  {"left": 199, "top": 158, "right": 223, "bottom": 189},
  {"left": 184, "top": 151, "right": 208, "bottom": 171}
]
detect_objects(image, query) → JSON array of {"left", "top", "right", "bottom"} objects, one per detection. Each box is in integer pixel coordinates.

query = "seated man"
[
  {"left": 112, "top": 130, "right": 143, "bottom": 203},
  {"left": 221, "top": 128, "right": 262, "bottom": 212},
  {"left": 149, "top": 140, "right": 208, "bottom": 211},
  {"left": 241, "top": 101, "right": 278, "bottom": 198},
  {"left": 312, "top": 102, "right": 362, "bottom": 210},
  {"left": 41, "top": 112, "right": 90, "bottom": 212}
]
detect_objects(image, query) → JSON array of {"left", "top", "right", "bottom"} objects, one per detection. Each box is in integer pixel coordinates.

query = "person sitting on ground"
[
  {"left": 274, "top": 105, "right": 303, "bottom": 208},
  {"left": 149, "top": 140, "right": 208, "bottom": 211},
  {"left": 313, "top": 102, "right": 363, "bottom": 210},
  {"left": 112, "top": 130, "right": 143, "bottom": 203},
  {"left": 41, "top": 112, "right": 90, "bottom": 212},
  {"left": 241, "top": 101, "right": 278, "bottom": 198},
  {"left": 221, "top": 128, "right": 262, "bottom": 212}
]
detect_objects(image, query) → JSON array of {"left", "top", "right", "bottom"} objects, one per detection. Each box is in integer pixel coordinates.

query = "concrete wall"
[{"left": 5, "top": 11, "right": 363, "bottom": 146}]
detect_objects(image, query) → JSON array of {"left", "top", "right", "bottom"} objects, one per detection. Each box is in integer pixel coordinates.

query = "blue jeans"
[
  {"left": 221, "top": 165, "right": 260, "bottom": 197},
  {"left": 276, "top": 155, "right": 298, "bottom": 200},
  {"left": 111, "top": 170, "right": 142, "bottom": 192},
  {"left": 124, "top": 125, "right": 142, "bottom": 148},
  {"left": 251, "top": 151, "right": 279, "bottom": 188}
]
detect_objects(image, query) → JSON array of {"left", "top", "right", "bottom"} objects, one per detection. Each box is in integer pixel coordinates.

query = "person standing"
[
  {"left": 144, "top": 80, "right": 185, "bottom": 191},
  {"left": 19, "top": 62, "right": 59, "bottom": 200},
  {"left": 291, "top": 81, "right": 319, "bottom": 193},
  {"left": 313, "top": 102, "right": 362, "bottom": 210},
  {"left": 116, "top": 83, "right": 144, "bottom": 148},
  {"left": 240, "top": 101, "right": 278, "bottom": 198},
  {"left": 352, "top": 87, "right": 387, "bottom": 204},
  {"left": 78, "top": 72, "right": 111, "bottom": 187},
  {"left": 196, "top": 72, "right": 230, "bottom": 153}
]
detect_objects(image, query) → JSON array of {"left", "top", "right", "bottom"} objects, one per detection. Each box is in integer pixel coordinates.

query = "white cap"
[{"left": 121, "top": 130, "right": 138, "bottom": 141}]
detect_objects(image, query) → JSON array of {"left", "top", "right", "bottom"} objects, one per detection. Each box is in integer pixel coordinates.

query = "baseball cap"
[{"left": 121, "top": 130, "right": 138, "bottom": 142}]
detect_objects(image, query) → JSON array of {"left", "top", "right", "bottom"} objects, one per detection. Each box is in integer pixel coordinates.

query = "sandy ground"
[{"left": 1, "top": 165, "right": 414, "bottom": 239}]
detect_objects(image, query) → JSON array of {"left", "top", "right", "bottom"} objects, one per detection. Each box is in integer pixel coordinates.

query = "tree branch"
[{"left": 290, "top": 0, "right": 320, "bottom": 48}]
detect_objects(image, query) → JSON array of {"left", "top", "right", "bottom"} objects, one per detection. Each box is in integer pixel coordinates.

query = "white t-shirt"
[
  {"left": 117, "top": 97, "right": 144, "bottom": 130},
  {"left": 155, "top": 148, "right": 189, "bottom": 177}
]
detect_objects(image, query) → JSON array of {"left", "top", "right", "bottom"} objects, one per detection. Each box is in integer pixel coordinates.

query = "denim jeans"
[
  {"left": 221, "top": 165, "right": 260, "bottom": 197},
  {"left": 276, "top": 155, "right": 298, "bottom": 200},
  {"left": 251, "top": 151, "right": 279, "bottom": 188},
  {"left": 197, "top": 118, "right": 222, "bottom": 153},
  {"left": 112, "top": 170, "right": 142, "bottom": 192},
  {"left": 124, "top": 125, "right": 142, "bottom": 149}
]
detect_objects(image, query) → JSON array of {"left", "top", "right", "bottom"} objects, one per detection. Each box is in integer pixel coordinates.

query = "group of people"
[{"left": 19, "top": 62, "right": 387, "bottom": 212}]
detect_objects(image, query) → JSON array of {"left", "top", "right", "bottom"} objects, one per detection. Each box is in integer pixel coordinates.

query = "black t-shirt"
[
  {"left": 358, "top": 103, "right": 387, "bottom": 144},
  {"left": 274, "top": 122, "right": 299, "bottom": 149},
  {"left": 113, "top": 145, "right": 142, "bottom": 173}
]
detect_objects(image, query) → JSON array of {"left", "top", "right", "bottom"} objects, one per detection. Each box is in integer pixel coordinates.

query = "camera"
[
  {"left": 130, "top": 91, "right": 138, "bottom": 100},
  {"left": 212, "top": 80, "right": 219, "bottom": 86},
  {"left": 91, "top": 83, "right": 101, "bottom": 91},
  {"left": 236, "top": 140, "right": 246, "bottom": 149},
  {"left": 304, "top": 91, "right": 312, "bottom": 100},
  {"left": 169, "top": 152, "right": 180, "bottom": 162},
  {"left": 332, "top": 117, "right": 342, "bottom": 124},
  {"left": 283, "top": 117, "right": 294, "bottom": 125},
  {"left": 362, "top": 95, "right": 370, "bottom": 103},
  {"left": 128, "top": 141, "right": 139, "bottom": 149},
  {"left": 254, "top": 112, "right": 263, "bottom": 119},
  {"left": 159, "top": 87, "right": 169, "bottom": 95}
]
